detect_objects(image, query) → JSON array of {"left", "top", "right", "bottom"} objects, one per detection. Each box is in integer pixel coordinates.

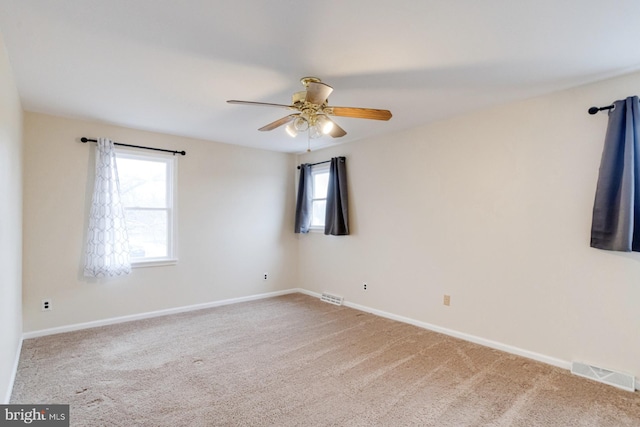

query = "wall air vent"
[
  {"left": 320, "top": 292, "right": 343, "bottom": 306},
  {"left": 571, "top": 361, "right": 636, "bottom": 392}
]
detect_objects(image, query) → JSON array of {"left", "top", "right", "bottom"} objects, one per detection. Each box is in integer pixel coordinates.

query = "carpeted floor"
[{"left": 11, "top": 293, "right": 640, "bottom": 426}]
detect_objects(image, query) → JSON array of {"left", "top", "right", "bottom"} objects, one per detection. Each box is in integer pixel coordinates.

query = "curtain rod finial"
[{"left": 588, "top": 107, "right": 600, "bottom": 115}]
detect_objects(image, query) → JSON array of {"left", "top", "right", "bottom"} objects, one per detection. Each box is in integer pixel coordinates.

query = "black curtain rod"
[
  {"left": 297, "top": 160, "right": 330, "bottom": 170},
  {"left": 588, "top": 104, "right": 615, "bottom": 115},
  {"left": 81, "top": 137, "right": 186, "bottom": 156}
]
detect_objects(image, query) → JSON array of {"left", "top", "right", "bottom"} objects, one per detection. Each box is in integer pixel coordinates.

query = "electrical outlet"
[
  {"left": 443, "top": 295, "right": 451, "bottom": 306},
  {"left": 263, "top": 272, "right": 268, "bottom": 281},
  {"left": 363, "top": 282, "right": 367, "bottom": 290},
  {"left": 42, "top": 299, "right": 52, "bottom": 311}
]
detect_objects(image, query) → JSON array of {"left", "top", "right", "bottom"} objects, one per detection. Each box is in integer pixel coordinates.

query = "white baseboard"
[
  {"left": 23, "top": 289, "right": 299, "bottom": 340},
  {"left": 4, "top": 335, "right": 23, "bottom": 404}
]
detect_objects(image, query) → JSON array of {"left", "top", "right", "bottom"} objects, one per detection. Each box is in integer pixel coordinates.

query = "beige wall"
[
  {"left": 297, "top": 71, "right": 640, "bottom": 380},
  {"left": 0, "top": 33, "right": 23, "bottom": 402},
  {"left": 22, "top": 112, "right": 298, "bottom": 332}
]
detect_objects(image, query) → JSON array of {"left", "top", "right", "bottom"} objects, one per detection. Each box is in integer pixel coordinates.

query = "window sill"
[{"left": 131, "top": 259, "right": 178, "bottom": 268}]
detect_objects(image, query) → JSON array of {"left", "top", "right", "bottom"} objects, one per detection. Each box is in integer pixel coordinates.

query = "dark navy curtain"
[
  {"left": 294, "top": 164, "right": 312, "bottom": 233},
  {"left": 325, "top": 157, "right": 349, "bottom": 236},
  {"left": 591, "top": 96, "right": 640, "bottom": 251}
]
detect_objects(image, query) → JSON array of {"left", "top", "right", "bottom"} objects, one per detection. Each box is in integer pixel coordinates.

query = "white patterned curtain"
[{"left": 84, "top": 138, "right": 131, "bottom": 277}]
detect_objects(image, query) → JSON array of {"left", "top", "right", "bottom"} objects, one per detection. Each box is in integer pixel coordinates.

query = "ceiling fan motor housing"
[{"left": 292, "top": 91, "right": 306, "bottom": 105}]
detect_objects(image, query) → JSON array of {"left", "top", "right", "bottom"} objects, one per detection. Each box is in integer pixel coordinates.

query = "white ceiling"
[{"left": 2, "top": 1, "right": 640, "bottom": 153}]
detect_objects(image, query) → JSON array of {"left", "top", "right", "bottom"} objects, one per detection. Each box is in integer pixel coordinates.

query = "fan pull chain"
[{"left": 307, "top": 132, "right": 311, "bottom": 152}]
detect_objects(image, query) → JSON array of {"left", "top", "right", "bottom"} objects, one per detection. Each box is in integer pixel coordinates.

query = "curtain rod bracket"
[{"left": 588, "top": 105, "right": 615, "bottom": 115}]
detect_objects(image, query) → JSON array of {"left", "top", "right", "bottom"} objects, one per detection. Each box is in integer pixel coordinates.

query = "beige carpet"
[{"left": 11, "top": 293, "right": 640, "bottom": 426}]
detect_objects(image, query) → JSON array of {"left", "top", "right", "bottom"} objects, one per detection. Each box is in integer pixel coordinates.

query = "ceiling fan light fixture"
[
  {"left": 285, "top": 122, "right": 298, "bottom": 137},
  {"left": 293, "top": 116, "right": 309, "bottom": 132},
  {"left": 309, "top": 124, "right": 323, "bottom": 139},
  {"left": 317, "top": 115, "right": 334, "bottom": 134}
]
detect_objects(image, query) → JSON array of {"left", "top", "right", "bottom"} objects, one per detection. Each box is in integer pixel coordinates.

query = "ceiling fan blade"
[
  {"left": 227, "top": 100, "right": 294, "bottom": 109},
  {"left": 327, "top": 119, "right": 347, "bottom": 138},
  {"left": 305, "top": 82, "right": 333, "bottom": 105},
  {"left": 258, "top": 114, "right": 299, "bottom": 131},
  {"left": 328, "top": 106, "right": 392, "bottom": 121}
]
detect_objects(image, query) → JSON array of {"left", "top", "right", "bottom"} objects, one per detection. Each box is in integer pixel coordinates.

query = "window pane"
[
  {"left": 314, "top": 172, "right": 329, "bottom": 199},
  {"left": 117, "top": 157, "right": 167, "bottom": 208},
  {"left": 311, "top": 200, "right": 326, "bottom": 227},
  {"left": 125, "top": 209, "right": 168, "bottom": 258}
]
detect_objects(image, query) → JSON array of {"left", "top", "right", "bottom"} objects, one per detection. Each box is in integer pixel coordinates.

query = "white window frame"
[
  {"left": 309, "top": 163, "right": 330, "bottom": 231},
  {"left": 115, "top": 148, "right": 178, "bottom": 267}
]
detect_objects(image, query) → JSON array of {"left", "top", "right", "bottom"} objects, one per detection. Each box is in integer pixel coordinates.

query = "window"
[
  {"left": 116, "top": 149, "right": 177, "bottom": 266},
  {"left": 310, "top": 164, "right": 329, "bottom": 229}
]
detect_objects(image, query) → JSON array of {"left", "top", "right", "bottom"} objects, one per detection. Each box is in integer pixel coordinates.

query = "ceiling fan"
[{"left": 227, "top": 77, "right": 392, "bottom": 139}]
